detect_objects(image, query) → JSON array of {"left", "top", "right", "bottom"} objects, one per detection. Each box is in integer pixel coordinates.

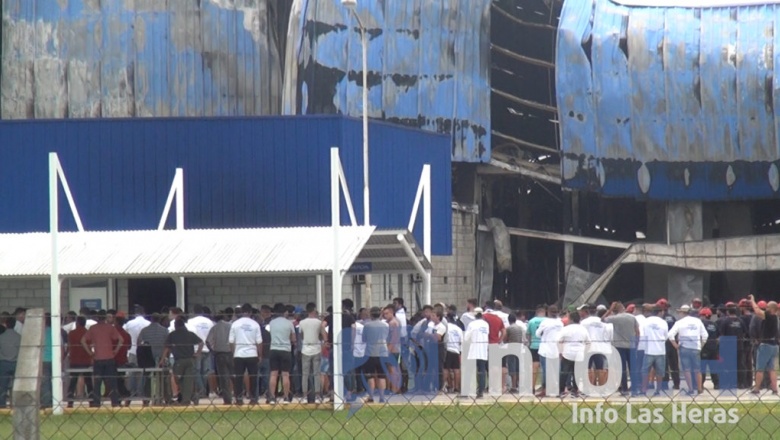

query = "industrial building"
[{"left": 1, "top": 0, "right": 778, "bottom": 313}]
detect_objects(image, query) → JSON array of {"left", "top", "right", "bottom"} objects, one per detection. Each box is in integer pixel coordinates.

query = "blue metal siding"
[
  {"left": 284, "top": 0, "right": 491, "bottom": 163},
  {"left": 557, "top": 0, "right": 780, "bottom": 200},
  {"left": 1, "top": 0, "right": 282, "bottom": 119},
  {"left": 0, "top": 116, "right": 452, "bottom": 255}
]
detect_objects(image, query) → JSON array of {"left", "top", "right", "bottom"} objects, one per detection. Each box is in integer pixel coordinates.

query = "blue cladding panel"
[
  {"left": 0, "top": 116, "right": 452, "bottom": 255},
  {"left": 558, "top": 0, "right": 780, "bottom": 200},
  {"left": 286, "top": 0, "right": 491, "bottom": 163},
  {"left": 1, "top": 1, "right": 281, "bottom": 118}
]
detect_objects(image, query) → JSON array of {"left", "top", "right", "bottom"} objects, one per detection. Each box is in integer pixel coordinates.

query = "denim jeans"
[
  {"left": 41, "top": 362, "right": 52, "bottom": 408},
  {"left": 257, "top": 358, "right": 270, "bottom": 397},
  {"left": 93, "top": 359, "right": 120, "bottom": 407},
  {"left": 476, "top": 359, "right": 487, "bottom": 395},
  {"left": 193, "top": 353, "right": 211, "bottom": 397},
  {"left": 0, "top": 360, "right": 16, "bottom": 408}
]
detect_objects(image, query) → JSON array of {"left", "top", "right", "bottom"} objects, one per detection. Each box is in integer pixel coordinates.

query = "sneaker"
[
  {"left": 249, "top": 400, "right": 259, "bottom": 406},
  {"left": 281, "top": 399, "right": 289, "bottom": 405},
  {"left": 267, "top": 398, "right": 277, "bottom": 405},
  {"left": 751, "top": 389, "right": 761, "bottom": 395},
  {"left": 235, "top": 399, "right": 244, "bottom": 406}
]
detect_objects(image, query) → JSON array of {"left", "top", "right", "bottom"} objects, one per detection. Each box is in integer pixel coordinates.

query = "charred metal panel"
[
  {"left": 282, "top": 0, "right": 491, "bottom": 163},
  {"left": 558, "top": 0, "right": 780, "bottom": 200},
  {"left": 1, "top": 0, "right": 283, "bottom": 119}
]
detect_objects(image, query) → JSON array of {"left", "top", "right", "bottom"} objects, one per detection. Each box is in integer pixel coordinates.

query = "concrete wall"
[{"left": 0, "top": 279, "right": 68, "bottom": 313}]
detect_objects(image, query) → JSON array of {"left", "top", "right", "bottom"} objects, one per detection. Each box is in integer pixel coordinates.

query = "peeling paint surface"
[
  {"left": 281, "top": 0, "right": 491, "bottom": 163},
  {"left": 1, "top": 0, "right": 283, "bottom": 119},
  {"left": 557, "top": 0, "right": 780, "bottom": 200}
]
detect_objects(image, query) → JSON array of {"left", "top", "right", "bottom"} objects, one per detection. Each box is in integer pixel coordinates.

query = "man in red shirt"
[
  {"left": 81, "top": 310, "right": 122, "bottom": 407},
  {"left": 483, "top": 309, "right": 507, "bottom": 393},
  {"left": 66, "top": 317, "right": 93, "bottom": 408}
]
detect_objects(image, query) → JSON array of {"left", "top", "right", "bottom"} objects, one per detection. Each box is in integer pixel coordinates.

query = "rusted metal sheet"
[
  {"left": 281, "top": 0, "right": 491, "bottom": 163},
  {"left": 0, "top": 0, "right": 282, "bottom": 119},
  {"left": 558, "top": 0, "right": 780, "bottom": 200}
]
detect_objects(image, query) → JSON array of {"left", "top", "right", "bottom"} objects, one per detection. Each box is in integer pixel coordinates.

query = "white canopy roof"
[{"left": 0, "top": 227, "right": 378, "bottom": 278}]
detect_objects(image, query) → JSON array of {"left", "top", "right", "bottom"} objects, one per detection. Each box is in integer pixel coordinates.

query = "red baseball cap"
[
  {"left": 758, "top": 301, "right": 768, "bottom": 309},
  {"left": 656, "top": 298, "right": 669, "bottom": 307},
  {"left": 699, "top": 308, "right": 712, "bottom": 317},
  {"left": 626, "top": 304, "right": 636, "bottom": 313}
]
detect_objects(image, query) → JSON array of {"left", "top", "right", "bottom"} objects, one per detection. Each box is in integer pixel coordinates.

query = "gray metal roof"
[{"left": 0, "top": 226, "right": 431, "bottom": 278}]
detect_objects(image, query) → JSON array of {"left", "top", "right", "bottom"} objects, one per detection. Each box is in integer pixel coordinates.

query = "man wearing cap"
[
  {"left": 655, "top": 299, "right": 680, "bottom": 391},
  {"left": 748, "top": 295, "right": 779, "bottom": 395},
  {"left": 698, "top": 308, "right": 719, "bottom": 391},
  {"left": 603, "top": 302, "right": 639, "bottom": 396},
  {"left": 535, "top": 305, "right": 563, "bottom": 398},
  {"left": 464, "top": 308, "right": 490, "bottom": 398},
  {"left": 716, "top": 303, "right": 747, "bottom": 389},
  {"left": 580, "top": 304, "right": 612, "bottom": 386},
  {"left": 668, "top": 305, "right": 708, "bottom": 396}
]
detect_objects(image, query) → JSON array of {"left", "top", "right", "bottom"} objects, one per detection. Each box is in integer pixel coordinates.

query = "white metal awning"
[
  {"left": 0, "top": 227, "right": 377, "bottom": 278},
  {"left": 0, "top": 226, "right": 433, "bottom": 278}
]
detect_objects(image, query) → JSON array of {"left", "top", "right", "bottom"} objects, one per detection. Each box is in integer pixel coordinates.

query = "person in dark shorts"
[
  {"left": 363, "top": 307, "right": 390, "bottom": 403},
  {"left": 749, "top": 295, "right": 779, "bottom": 395},
  {"left": 268, "top": 303, "right": 296, "bottom": 404}
]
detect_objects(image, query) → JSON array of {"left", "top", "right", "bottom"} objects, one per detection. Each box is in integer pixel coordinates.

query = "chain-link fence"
[{"left": 2, "top": 304, "right": 780, "bottom": 439}]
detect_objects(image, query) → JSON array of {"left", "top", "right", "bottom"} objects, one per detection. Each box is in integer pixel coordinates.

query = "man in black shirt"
[
  {"left": 161, "top": 318, "right": 204, "bottom": 405},
  {"left": 748, "top": 295, "right": 779, "bottom": 395},
  {"left": 699, "top": 308, "right": 719, "bottom": 390}
]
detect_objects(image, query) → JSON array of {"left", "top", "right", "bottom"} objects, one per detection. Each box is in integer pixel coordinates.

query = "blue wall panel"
[
  {"left": 0, "top": 116, "right": 452, "bottom": 255},
  {"left": 558, "top": 0, "right": 780, "bottom": 200},
  {"left": 284, "top": 0, "right": 491, "bottom": 163},
  {"left": 1, "top": 0, "right": 282, "bottom": 119}
]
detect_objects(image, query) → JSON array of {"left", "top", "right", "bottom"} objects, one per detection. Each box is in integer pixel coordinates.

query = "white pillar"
[
  {"left": 331, "top": 148, "right": 345, "bottom": 411},
  {"left": 174, "top": 277, "right": 186, "bottom": 311},
  {"left": 316, "top": 275, "right": 324, "bottom": 314},
  {"left": 48, "top": 153, "right": 64, "bottom": 415}
]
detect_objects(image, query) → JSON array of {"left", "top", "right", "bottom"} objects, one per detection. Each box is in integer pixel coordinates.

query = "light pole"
[{"left": 342, "top": 0, "right": 373, "bottom": 307}]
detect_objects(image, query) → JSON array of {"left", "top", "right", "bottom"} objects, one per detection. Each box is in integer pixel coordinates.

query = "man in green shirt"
[{"left": 526, "top": 305, "right": 547, "bottom": 393}]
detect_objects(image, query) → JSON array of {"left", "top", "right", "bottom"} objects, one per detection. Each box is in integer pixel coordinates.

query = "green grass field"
[{"left": 0, "top": 402, "right": 778, "bottom": 439}]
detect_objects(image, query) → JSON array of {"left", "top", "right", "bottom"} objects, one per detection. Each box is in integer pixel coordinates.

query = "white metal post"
[
  {"left": 49, "top": 153, "right": 64, "bottom": 415},
  {"left": 316, "top": 275, "right": 324, "bottom": 314},
  {"left": 422, "top": 165, "right": 431, "bottom": 305},
  {"left": 330, "top": 147, "right": 345, "bottom": 411},
  {"left": 358, "top": 16, "right": 373, "bottom": 309}
]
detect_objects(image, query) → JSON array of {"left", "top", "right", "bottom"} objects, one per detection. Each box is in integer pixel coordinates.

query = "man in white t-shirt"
[
  {"left": 299, "top": 303, "right": 325, "bottom": 403},
  {"left": 426, "top": 309, "right": 448, "bottom": 393},
  {"left": 228, "top": 304, "right": 263, "bottom": 405},
  {"left": 63, "top": 307, "right": 97, "bottom": 333},
  {"left": 668, "top": 305, "right": 708, "bottom": 396},
  {"left": 445, "top": 319, "right": 464, "bottom": 394},
  {"left": 123, "top": 305, "right": 150, "bottom": 400},
  {"left": 579, "top": 304, "right": 613, "bottom": 386},
  {"left": 187, "top": 305, "right": 215, "bottom": 399},
  {"left": 641, "top": 306, "right": 668, "bottom": 396},
  {"left": 556, "top": 312, "right": 591, "bottom": 397},
  {"left": 535, "top": 305, "right": 564, "bottom": 397},
  {"left": 464, "top": 308, "right": 489, "bottom": 398}
]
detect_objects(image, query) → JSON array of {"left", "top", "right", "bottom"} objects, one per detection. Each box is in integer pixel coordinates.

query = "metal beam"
[
  {"left": 483, "top": 158, "right": 562, "bottom": 185},
  {"left": 491, "top": 44, "right": 556, "bottom": 70},
  {"left": 492, "top": 88, "right": 557, "bottom": 114},
  {"left": 492, "top": 130, "right": 560, "bottom": 155},
  {"left": 478, "top": 224, "right": 631, "bottom": 249},
  {"left": 492, "top": 3, "right": 559, "bottom": 31}
]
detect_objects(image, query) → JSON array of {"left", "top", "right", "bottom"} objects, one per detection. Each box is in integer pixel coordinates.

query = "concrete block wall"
[
  {"left": 0, "top": 279, "right": 68, "bottom": 313},
  {"left": 430, "top": 210, "right": 476, "bottom": 309}
]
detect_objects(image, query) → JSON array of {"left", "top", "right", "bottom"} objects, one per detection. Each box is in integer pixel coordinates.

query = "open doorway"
[{"left": 128, "top": 278, "right": 177, "bottom": 315}]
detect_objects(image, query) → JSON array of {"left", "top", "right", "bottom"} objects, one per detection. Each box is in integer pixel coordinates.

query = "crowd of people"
[{"left": 0, "top": 293, "right": 777, "bottom": 408}]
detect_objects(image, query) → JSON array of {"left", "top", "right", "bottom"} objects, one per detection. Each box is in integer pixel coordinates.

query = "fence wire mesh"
[{"left": 1, "top": 303, "right": 780, "bottom": 440}]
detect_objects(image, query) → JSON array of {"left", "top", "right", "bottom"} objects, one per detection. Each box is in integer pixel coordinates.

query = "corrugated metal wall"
[
  {"left": 282, "top": 0, "right": 492, "bottom": 163},
  {"left": 557, "top": 0, "right": 780, "bottom": 200},
  {"left": 0, "top": 0, "right": 284, "bottom": 118},
  {"left": 0, "top": 116, "right": 452, "bottom": 254}
]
